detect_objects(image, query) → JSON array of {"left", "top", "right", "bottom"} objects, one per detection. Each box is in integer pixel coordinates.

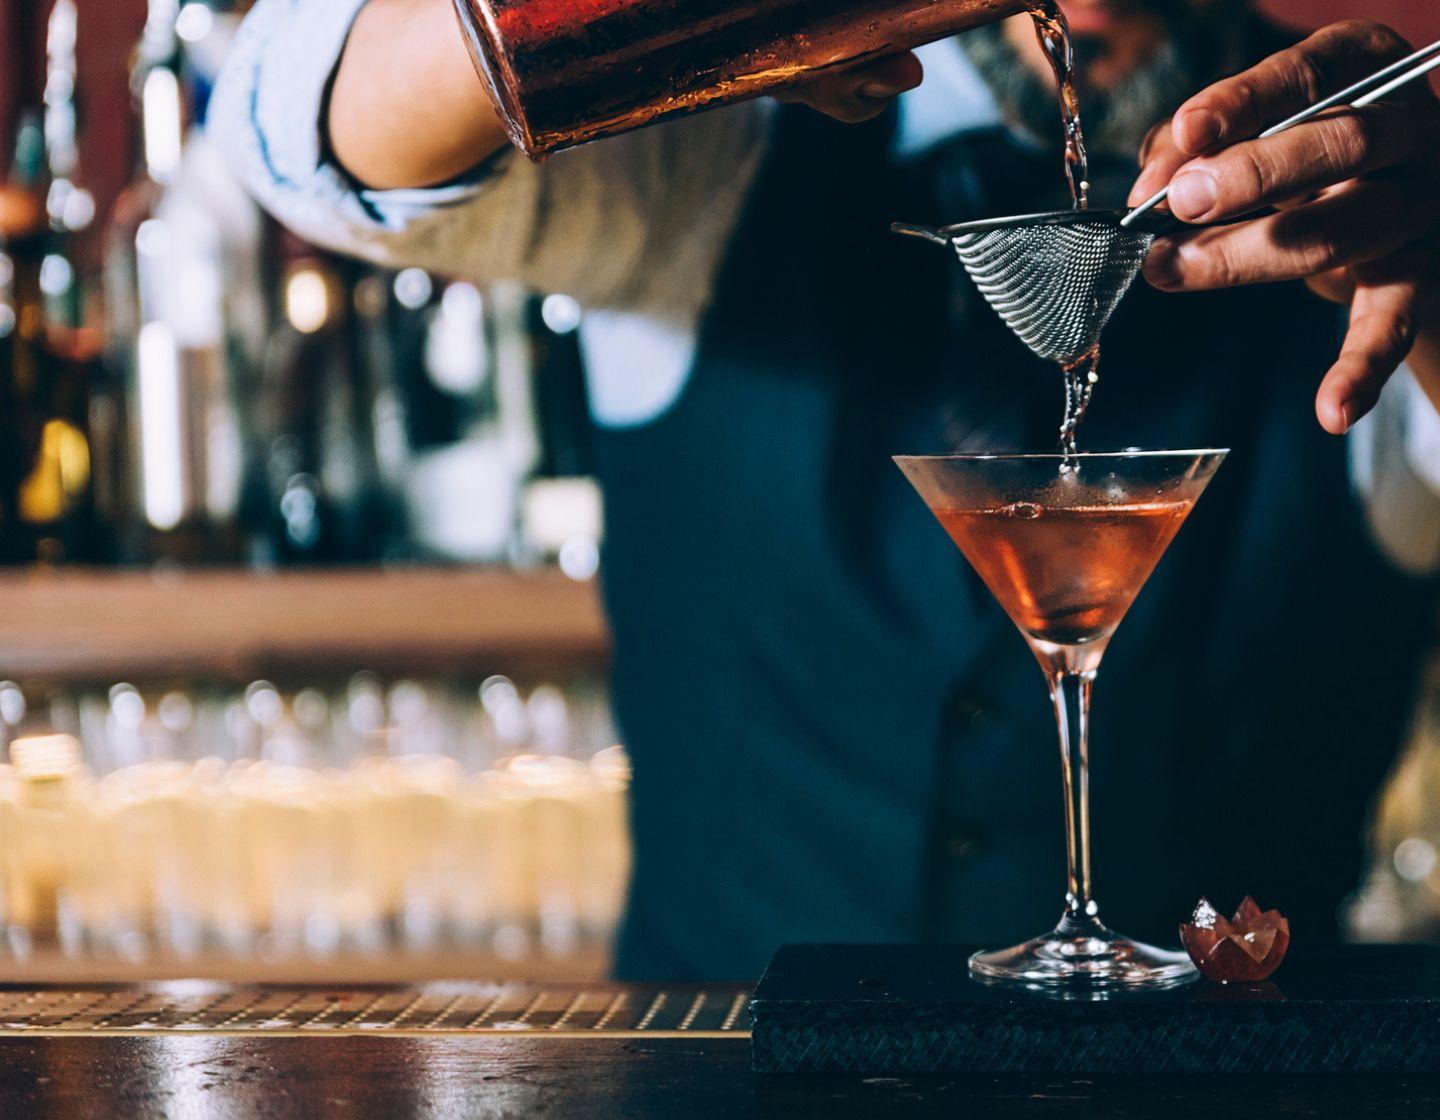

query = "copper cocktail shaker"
[{"left": 451, "top": 0, "right": 1028, "bottom": 158}]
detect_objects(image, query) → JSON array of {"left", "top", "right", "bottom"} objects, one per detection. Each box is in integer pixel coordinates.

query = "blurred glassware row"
[
  {"left": 0, "top": 673, "right": 630, "bottom": 962},
  {"left": 2, "top": 0, "right": 600, "bottom": 570}
]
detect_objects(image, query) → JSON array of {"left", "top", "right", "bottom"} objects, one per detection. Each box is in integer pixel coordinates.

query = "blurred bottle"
[
  {"left": 352, "top": 269, "right": 414, "bottom": 560},
  {"left": 0, "top": 113, "right": 51, "bottom": 562},
  {"left": 175, "top": 0, "right": 269, "bottom": 372},
  {"left": 104, "top": 0, "right": 262, "bottom": 563},
  {"left": 0, "top": 0, "right": 97, "bottom": 565},
  {"left": 256, "top": 249, "right": 388, "bottom": 563},
  {"left": 530, "top": 295, "right": 592, "bottom": 481},
  {"left": 399, "top": 279, "right": 600, "bottom": 567},
  {"left": 520, "top": 293, "right": 601, "bottom": 576},
  {"left": 1348, "top": 656, "right": 1440, "bottom": 942},
  {"left": 402, "top": 277, "right": 517, "bottom": 562},
  {"left": 36, "top": 0, "right": 108, "bottom": 563}
]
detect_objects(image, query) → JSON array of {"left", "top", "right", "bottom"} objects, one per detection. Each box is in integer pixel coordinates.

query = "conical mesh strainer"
[
  {"left": 894, "top": 208, "right": 1176, "bottom": 367},
  {"left": 891, "top": 40, "right": 1440, "bottom": 369}
]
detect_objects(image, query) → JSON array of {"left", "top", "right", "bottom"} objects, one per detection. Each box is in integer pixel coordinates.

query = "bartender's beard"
[{"left": 959, "top": 16, "right": 1245, "bottom": 160}]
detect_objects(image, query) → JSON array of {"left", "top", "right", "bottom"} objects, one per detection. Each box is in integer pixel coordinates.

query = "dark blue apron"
[{"left": 594, "top": 105, "right": 1437, "bottom": 981}]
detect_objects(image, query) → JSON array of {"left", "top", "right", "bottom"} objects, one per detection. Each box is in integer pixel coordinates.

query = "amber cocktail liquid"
[
  {"left": 936, "top": 501, "right": 1192, "bottom": 648},
  {"left": 897, "top": 451, "right": 1227, "bottom": 991}
]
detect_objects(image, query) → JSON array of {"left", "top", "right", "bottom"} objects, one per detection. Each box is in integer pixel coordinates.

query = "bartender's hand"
[
  {"left": 776, "top": 53, "right": 924, "bottom": 123},
  {"left": 1128, "top": 21, "right": 1440, "bottom": 434}
]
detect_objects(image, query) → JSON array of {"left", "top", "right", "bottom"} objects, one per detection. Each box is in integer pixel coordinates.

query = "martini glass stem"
[{"left": 1051, "top": 667, "right": 1100, "bottom": 931}]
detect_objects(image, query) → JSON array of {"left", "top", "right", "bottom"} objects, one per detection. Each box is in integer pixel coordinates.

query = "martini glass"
[{"left": 895, "top": 450, "right": 1227, "bottom": 990}]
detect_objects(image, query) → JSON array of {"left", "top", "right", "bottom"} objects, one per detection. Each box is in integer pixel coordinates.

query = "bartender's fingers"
[
  {"left": 778, "top": 52, "right": 923, "bottom": 123},
  {"left": 1167, "top": 20, "right": 1414, "bottom": 157},
  {"left": 1143, "top": 179, "right": 1439, "bottom": 291},
  {"left": 1163, "top": 103, "right": 1439, "bottom": 224},
  {"left": 1316, "top": 262, "right": 1424, "bottom": 434},
  {"left": 1128, "top": 20, "right": 1419, "bottom": 208},
  {"left": 1128, "top": 120, "right": 1188, "bottom": 205}
]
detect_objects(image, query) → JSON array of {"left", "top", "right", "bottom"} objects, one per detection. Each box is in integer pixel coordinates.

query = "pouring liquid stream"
[
  {"left": 1059, "top": 344, "right": 1100, "bottom": 459},
  {"left": 1027, "top": 1, "right": 1097, "bottom": 463},
  {"left": 1028, "top": 0, "right": 1091, "bottom": 212}
]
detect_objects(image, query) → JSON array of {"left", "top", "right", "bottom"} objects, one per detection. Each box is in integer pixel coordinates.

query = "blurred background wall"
[{"left": 1269, "top": 0, "right": 1439, "bottom": 40}]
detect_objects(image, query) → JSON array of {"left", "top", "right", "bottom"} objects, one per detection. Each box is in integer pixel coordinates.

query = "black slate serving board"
[{"left": 750, "top": 943, "right": 1440, "bottom": 1074}]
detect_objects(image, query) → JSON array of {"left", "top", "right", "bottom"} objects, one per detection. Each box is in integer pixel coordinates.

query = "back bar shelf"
[{"left": 0, "top": 567, "right": 609, "bottom": 682}]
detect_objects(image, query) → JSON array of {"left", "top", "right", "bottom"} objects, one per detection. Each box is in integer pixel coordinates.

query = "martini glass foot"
[{"left": 969, "top": 916, "right": 1198, "bottom": 990}]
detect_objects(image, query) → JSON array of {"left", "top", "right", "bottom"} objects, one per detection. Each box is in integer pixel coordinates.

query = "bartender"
[{"left": 214, "top": 2, "right": 1440, "bottom": 980}]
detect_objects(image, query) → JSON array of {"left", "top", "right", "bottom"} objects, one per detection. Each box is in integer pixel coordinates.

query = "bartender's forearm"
[{"left": 328, "top": 0, "right": 511, "bottom": 189}]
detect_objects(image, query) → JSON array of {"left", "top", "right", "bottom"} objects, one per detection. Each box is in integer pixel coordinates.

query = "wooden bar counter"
[{"left": 0, "top": 981, "right": 1437, "bottom": 1117}]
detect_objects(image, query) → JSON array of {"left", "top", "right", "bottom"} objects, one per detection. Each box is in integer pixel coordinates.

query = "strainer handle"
[{"left": 890, "top": 222, "right": 954, "bottom": 246}]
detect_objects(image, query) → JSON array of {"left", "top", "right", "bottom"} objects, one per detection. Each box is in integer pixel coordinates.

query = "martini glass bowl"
[{"left": 895, "top": 450, "right": 1228, "bottom": 991}]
